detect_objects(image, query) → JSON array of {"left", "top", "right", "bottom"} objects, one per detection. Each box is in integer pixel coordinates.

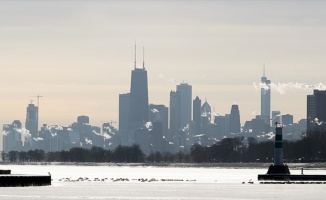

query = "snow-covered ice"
[{"left": 0, "top": 164, "right": 325, "bottom": 199}]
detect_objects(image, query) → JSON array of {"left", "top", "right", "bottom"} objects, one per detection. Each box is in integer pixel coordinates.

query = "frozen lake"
[{"left": 1, "top": 164, "right": 326, "bottom": 199}]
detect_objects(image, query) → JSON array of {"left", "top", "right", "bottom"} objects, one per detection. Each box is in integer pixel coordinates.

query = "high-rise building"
[
  {"left": 261, "top": 69, "right": 271, "bottom": 127},
  {"left": 149, "top": 104, "right": 168, "bottom": 139},
  {"left": 252, "top": 115, "right": 265, "bottom": 136},
  {"left": 3, "top": 120, "right": 23, "bottom": 152},
  {"left": 176, "top": 83, "right": 192, "bottom": 129},
  {"left": 201, "top": 100, "right": 211, "bottom": 135},
  {"left": 272, "top": 111, "right": 281, "bottom": 126},
  {"left": 315, "top": 90, "right": 326, "bottom": 123},
  {"left": 229, "top": 104, "right": 241, "bottom": 134},
  {"left": 77, "top": 115, "right": 89, "bottom": 125},
  {"left": 282, "top": 114, "right": 293, "bottom": 126},
  {"left": 307, "top": 90, "right": 326, "bottom": 131},
  {"left": 193, "top": 96, "right": 201, "bottom": 134},
  {"left": 128, "top": 46, "right": 149, "bottom": 130},
  {"left": 225, "top": 114, "right": 230, "bottom": 134},
  {"left": 214, "top": 115, "right": 226, "bottom": 139},
  {"left": 201, "top": 100, "right": 211, "bottom": 122},
  {"left": 12, "top": 120, "right": 22, "bottom": 129},
  {"left": 25, "top": 103, "right": 38, "bottom": 137},
  {"left": 169, "top": 91, "right": 181, "bottom": 137},
  {"left": 119, "top": 93, "right": 130, "bottom": 131},
  {"left": 151, "top": 121, "right": 164, "bottom": 152},
  {"left": 134, "top": 128, "right": 150, "bottom": 155},
  {"left": 307, "top": 94, "right": 316, "bottom": 131},
  {"left": 102, "top": 122, "right": 110, "bottom": 134}
]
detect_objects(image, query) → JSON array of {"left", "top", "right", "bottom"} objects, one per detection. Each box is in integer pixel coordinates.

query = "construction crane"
[
  {"left": 30, "top": 94, "right": 43, "bottom": 107},
  {"left": 100, "top": 120, "right": 116, "bottom": 127},
  {"left": 109, "top": 120, "right": 116, "bottom": 126}
]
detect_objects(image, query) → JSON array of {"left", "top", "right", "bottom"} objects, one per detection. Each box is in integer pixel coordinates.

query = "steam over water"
[{"left": 254, "top": 82, "right": 326, "bottom": 94}]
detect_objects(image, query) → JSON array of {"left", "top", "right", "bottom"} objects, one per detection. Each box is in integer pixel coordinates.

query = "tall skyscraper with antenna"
[
  {"left": 261, "top": 66, "right": 271, "bottom": 128},
  {"left": 128, "top": 44, "right": 149, "bottom": 130}
]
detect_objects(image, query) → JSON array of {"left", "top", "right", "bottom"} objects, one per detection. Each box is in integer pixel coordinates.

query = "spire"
[
  {"left": 134, "top": 41, "right": 137, "bottom": 69},
  {"left": 143, "top": 46, "right": 145, "bottom": 70},
  {"left": 263, "top": 63, "right": 265, "bottom": 77}
]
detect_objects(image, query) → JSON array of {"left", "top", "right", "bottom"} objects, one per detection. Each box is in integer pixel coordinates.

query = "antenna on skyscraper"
[
  {"left": 263, "top": 63, "right": 266, "bottom": 77},
  {"left": 30, "top": 94, "right": 42, "bottom": 108},
  {"left": 143, "top": 46, "right": 145, "bottom": 70},
  {"left": 134, "top": 41, "right": 137, "bottom": 69}
]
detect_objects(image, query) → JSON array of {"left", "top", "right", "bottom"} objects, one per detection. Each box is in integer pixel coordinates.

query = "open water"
[{"left": 0, "top": 164, "right": 326, "bottom": 200}]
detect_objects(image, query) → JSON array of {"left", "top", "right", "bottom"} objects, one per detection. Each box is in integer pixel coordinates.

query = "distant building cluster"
[
  {"left": 3, "top": 113, "right": 119, "bottom": 153},
  {"left": 2, "top": 50, "right": 324, "bottom": 155},
  {"left": 116, "top": 53, "right": 309, "bottom": 154}
]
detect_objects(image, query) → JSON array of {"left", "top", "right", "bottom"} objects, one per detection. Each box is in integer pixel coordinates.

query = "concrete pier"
[
  {"left": 258, "top": 174, "right": 326, "bottom": 181},
  {"left": 0, "top": 170, "right": 51, "bottom": 187},
  {"left": 0, "top": 170, "right": 11, "bottom": 174},
  {"left": 258, "top": 122, "right": 326, "bottom": 182}
]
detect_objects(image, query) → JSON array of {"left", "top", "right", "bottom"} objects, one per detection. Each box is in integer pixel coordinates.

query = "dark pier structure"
[
  {"left": 0, "top": 169, "right": 51, "bottom": 187},
  {"left": 258, "top": 123, "right": 326, "bottom": 182}
]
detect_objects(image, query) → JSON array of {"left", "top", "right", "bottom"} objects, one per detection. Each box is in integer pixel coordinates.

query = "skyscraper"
[
  {"left": 193, "top": 96, "right": 201, "bottom": 134},
  {"left": 314, "top": 90, "right": 326, "bottom": 125},
  {"left": 307, "top": 93, "right": 316, "bottom": 131},
  {"left": 128, "top": 46, "right": 149, "bottom": 130},
  {"left": 25, "top": 102, "right": 38, "bottom": 137},
  {"left": 119, "top": 93, "right": 130, "bottom": 131},
  {"left": 151, "top": 121, "right": 164, "bottom": 152},
  {"left": 201, "top": 100, "right": 211, "bottom": 135},
  {"left": 281, "top": 114, "right": 293, "bottom": 126},
  {"left": 12, "top": 120, "right": 22, "bottom": 129},
  {"left": 261, "top": 68, "right": 271, "bottom": 127},
  {"left": 77, "top": 115, "right": 89, "bottom": 125},
  {"left": 169, "top": 91, "right": 181, "bottom": 137},
  {"left": 214, "top": 115, "right": 226, "bottom": 138},
  {"left": 229, "top": 104, "right": 241, "bottom": 134},
  {"left": 3, "top": 121, "right": 23, "bottom": 152},
  {"left": 176, "top": 83, "right": 192, "bottom": 129},
  {"left": 149, "top": 104, "right": 168, "bottom": 139},
  {"left": 201, "top": 100, "right": 211, "bottom": 122},
  {"left": 307, "top": 90, "right": 326, "bottom": 131},
  {"left": 272, "top": 111, "right": 281, "bottom": 126}
]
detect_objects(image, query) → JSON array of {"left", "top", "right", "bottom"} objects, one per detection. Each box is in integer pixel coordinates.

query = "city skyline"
[{"left": 1, "top": 1, "right": 326, "bottom": 127}]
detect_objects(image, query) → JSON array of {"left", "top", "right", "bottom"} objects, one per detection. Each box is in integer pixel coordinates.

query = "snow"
[{"left": 0, "top": 164, "right": 326, "bottom": 199}]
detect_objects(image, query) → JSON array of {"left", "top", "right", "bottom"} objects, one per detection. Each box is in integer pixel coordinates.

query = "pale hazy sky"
[{"left": 1, "top": 1, "right": 325, "bottom": 128}]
